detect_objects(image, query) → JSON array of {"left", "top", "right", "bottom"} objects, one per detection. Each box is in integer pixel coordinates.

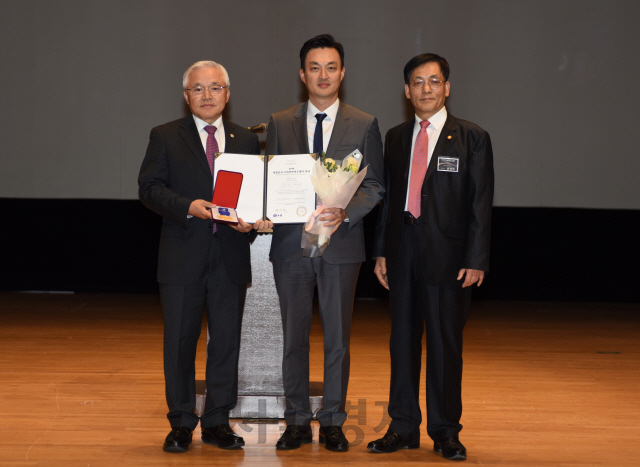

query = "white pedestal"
[{"left": 196, "top": 233, "right": 323, "bottom": 419}]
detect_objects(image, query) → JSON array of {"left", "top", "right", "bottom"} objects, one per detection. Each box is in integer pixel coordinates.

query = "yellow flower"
[
  {"left": 344, "top": 156, "right": 359, "bottom": 173},
  {"left": 323, "top": 157, "right": 339, "bottom": 173}
]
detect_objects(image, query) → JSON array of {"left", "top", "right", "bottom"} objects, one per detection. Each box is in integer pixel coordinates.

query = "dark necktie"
[
  {"left": 204, "top": 125, "right": 219, "bottom": 173},
  {"left": 313, "top": 113, "right": 327, "bottom": 155},
  {"left": 204, "top": 125, "right": 219, "bottom": 234},
  {"left": 407, "top": 120, "right": 430, "bottom": 218}
]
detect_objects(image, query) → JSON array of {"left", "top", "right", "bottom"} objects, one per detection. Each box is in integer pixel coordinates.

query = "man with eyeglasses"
[
  {"left": 257, "top": 34, "right": 384, "bottom": 452},
  {"left": 139, "top": 60, "right": 261, "bottom": 453},
  {"left": 368, "top": 53, "right": 494, "bottom": 461}
]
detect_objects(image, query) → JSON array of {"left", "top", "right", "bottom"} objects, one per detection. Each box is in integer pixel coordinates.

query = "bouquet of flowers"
[{"left": 301, "top": 149, "right": 368, "bottom": 257}]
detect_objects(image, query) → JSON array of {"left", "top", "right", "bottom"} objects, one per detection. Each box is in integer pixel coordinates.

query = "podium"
[{"left": 195, "top": 233, "right": 322, "bottom": 419}]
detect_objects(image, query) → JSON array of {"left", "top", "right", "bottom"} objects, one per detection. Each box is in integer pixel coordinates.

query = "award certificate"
[
  {"left": 212, "top": 153, "right": 317, "bottom": 224},
  {"left": 266, "top": 154, "right": 316, "bottom": 224}
]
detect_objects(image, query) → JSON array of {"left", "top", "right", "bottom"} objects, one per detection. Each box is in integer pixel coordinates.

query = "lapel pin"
[
  {"left": 230, "top": 134, "right": 235, "bottom": 138},
  {"left": 447, "top": 135, "right": 452, "bottom": 139}
]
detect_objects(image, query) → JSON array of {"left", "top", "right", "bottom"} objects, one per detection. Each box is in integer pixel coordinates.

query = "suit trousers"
[
  {"left": 273, "top": 256, "right": 361, "bottom": 427},
  {"left": 387, "top": 223, "right": 471, "bottom": 441},
  {"left": 159, "top": 236, "right": 246, "bottom": 430}
]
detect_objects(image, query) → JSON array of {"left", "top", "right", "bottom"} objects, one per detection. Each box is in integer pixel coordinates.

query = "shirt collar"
[
  {"left": 414, "top": 106, "right": 447, "bottom": 129},
  {"left": 307, "top": 98, "right": 340, "bottom": 122},
  {"left": 193, "top": 114, "right": 224, "bottom": 133}
]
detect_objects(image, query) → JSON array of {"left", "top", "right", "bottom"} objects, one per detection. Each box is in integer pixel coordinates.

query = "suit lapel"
[
  {"left": 400, "top": 119, "right": 414, "bottom": 182},
  {"left": 424, "top": 113, "right": 457, "bottom": 183},
  {"left": 293, "top": 102, "right": 310, "bottom": 153},
  {"left": 325, "top": 102, "right": 350, "bottom": 160},
  {"left": 179, "top": 115, "right": 212, "bottom": 179},
  {"left": 223, "top": 119, "right": 238, "bottom": 153}
]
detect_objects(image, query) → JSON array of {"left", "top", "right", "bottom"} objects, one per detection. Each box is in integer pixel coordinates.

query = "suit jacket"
[
  {"left": 265, "top": 101, "right": 384, "bottom": 264},
  {"left": 138, "top": 115, "right": 260, "bottom": 285},
  {"left": 373, "top": 113, "right": 494, "bottom": 286}
]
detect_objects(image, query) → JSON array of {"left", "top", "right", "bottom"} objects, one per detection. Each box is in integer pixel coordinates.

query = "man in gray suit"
[{"left": 262, "top": 34, "right": 384, "bottom": 452}]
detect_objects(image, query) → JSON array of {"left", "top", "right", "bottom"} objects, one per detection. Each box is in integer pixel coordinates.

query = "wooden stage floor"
[{"left": 1, "top": 292, "right": 638, "bottom": 466}]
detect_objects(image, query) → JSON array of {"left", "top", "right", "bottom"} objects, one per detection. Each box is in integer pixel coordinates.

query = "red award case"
[{"left": 211, "top": 170, "right": 243, "bottom": 224}]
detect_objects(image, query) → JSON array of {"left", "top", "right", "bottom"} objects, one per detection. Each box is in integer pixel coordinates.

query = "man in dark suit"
[
  {"left": 259, "top": 34, "right": 384, "bottom": 452},
  {"left": 367, "top": 53, "right": 494, "bottom": 461},
  {"left": 138, "top": 61, "right": 261, "bottom": 453}
]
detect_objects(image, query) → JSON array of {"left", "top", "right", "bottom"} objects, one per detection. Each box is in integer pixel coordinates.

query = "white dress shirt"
[
  {"left": 193, "top": 114, "right": 225, "bottom": 153},
  {"left": 187, "top": 115, "right": 225, "bottom": 218},
  {"left": 404, "top": 106, "right": 448, "bottom": 210},
  {"left": 306, "top": 99, "right": 340, "bottom": 155},
  {"left": 306, "top": 99, "right": 349, "bottom": 219}
]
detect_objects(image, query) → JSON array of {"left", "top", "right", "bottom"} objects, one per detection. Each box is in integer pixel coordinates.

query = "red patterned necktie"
[
  {"left": 205, "top": 125, "right": 219, "bottom": 234},
  {"left": 204, "top": 125, "right": 219, "bottom": 174},
  {"left": 407, "top": 120, "right": 430, "bottom": 218}
]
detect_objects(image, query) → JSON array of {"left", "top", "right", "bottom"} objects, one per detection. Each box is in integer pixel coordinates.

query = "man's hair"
[
  {"left": 299, "top": 34, "right": 345, "bottom": 70},
  {"left": 403, "top": 53, "right": 450, "bottom": 84},
  {"left": 182, "top": 60, "right": 230, "bottom": 89}
]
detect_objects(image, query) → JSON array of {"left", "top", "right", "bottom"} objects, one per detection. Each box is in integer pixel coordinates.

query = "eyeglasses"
[
  {"left": 186, "top": 85, "right": 228, "bottom": 96},
  {"left": 410, "top": 78, "right": 446, "bottom": 90}
]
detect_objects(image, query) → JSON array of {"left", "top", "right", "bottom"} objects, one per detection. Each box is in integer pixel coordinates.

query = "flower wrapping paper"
[{"left": 301, "top": 150, "right": 367, "bottom": 257}]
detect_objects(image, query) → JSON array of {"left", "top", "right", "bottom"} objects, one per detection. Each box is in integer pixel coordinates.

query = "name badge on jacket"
[{"left": 437, "top": 156, "right": 459, "bottom": 172}]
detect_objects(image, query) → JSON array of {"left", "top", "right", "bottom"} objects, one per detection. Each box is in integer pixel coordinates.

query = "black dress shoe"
[
  {"left": 201, "top": 424, "right": 245, "bottom": 449},
  {"left": 275, "top": 424, "right": 312, "bottom": 450},
  {"left": 367, "top": 430, "right": 420, "bottom": 453},
  {"left": 319, "top": 425, "right": 349, "bottom": 452},
  {"left": 434, "top": 437, "right": 467, "bottom": 461},
  {"left": 163, "top": 426, "right": 193, "bottom": 453}
]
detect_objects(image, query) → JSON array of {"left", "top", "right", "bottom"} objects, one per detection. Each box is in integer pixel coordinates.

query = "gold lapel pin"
[
  {"left": 230, "top": 134, "right": 234, "bottom": 138},
  {"left": 447, "top": 135, "right": 452, "bottom": 139}
]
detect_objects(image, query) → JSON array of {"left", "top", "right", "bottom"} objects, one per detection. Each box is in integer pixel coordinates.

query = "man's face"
[
  {"left": 300, "top": 47, "right": 345, "bottom": 108},
  {"left": 183, "top": 66, "right": 230, "bottom": 124},
  {"left": 404, "top": 61, "right": 450, "bottom": 120}
]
